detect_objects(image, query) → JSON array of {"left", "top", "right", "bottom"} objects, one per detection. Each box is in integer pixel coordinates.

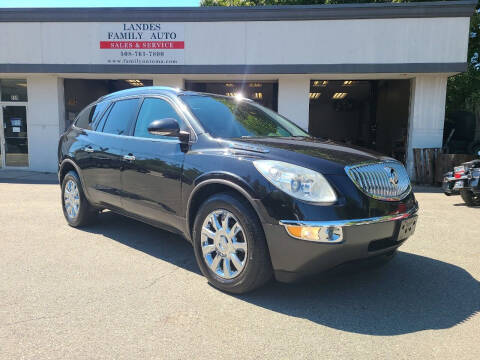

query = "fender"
[
  {"left": 58, "top": 158, "right": 92, "bottom": 200},
  {"left": 185, "top": 175, "right": 269, "bottom": 241},
  {"left": 193, "top": 171, "right": 258, "bottom": 198}
]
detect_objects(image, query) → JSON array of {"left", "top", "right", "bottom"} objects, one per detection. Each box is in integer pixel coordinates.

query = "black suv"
[{"left": 58, "top": 86, "right": 418, "bottom": 293}]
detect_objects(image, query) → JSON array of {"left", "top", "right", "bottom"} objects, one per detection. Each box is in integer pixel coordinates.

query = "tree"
[{"left": 446, "top": 5, "right": 480, "bottom": 118}]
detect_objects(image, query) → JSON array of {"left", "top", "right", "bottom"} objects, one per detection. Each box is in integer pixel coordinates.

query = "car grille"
[{"left": 345, "top": 161, "right": 411, "bottom": 201}]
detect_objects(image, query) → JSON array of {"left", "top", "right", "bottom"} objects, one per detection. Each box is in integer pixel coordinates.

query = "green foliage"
[{"left": 447, "top": 5, "right": 479, "bottom": 115}]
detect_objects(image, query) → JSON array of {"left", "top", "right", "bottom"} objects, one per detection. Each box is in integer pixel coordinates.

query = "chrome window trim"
[{"left": 81, "top": 128, "right": 183, "bottom": 143}]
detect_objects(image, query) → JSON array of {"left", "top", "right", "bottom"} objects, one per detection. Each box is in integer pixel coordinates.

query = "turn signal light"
[{"left": 284, "top": 225, "right": 343, "bottom": 243}]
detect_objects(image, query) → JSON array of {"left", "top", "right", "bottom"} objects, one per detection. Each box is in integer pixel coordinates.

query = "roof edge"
[
  {"left": 0, "top": 63, "right": 468, "bottom": 74},
  {"left": 0, "top": 1, "right": 476, "bottom": 22}
]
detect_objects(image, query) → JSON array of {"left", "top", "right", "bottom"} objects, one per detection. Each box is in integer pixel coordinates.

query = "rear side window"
[
  {"left": 90, "top": 101, "right": 110, "bottom": 129},
  {"left": 134, "top": 97, "right": 184, "bottom": 139},
  {"left": 101, "top": 98, "right": 139, "bottom": 135},
  {"left": 75, "top": 101, "right": 110, "bottom": 130},
  {"left": 74, "top": 106, "right": 94, "bottom": 130}
]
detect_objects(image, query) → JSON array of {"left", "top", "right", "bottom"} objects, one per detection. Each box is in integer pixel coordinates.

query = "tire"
[
  {"left": 61, "top": 170, "right": 98, "bottom": 227},
  {"left": 460, "top": 190, "right": 480, "bottom": 207},
  {"left": 192, "top": 192, "right": 272, "bottom": 294}
]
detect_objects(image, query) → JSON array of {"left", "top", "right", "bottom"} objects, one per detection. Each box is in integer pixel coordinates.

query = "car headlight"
[{"left": 253, "top": 160, "right": 337, "bottom": 203}]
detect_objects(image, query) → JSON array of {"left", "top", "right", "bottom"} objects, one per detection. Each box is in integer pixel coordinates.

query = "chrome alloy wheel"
[
  {"left": 201, "top": 210, "right": 248, "bottom": 279},
  {"left": 64, "top": 179, "right": 80, "bottom": 219}
]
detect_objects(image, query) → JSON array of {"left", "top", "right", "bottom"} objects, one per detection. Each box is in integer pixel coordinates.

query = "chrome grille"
[{"left": 345, "top": 161, "right": 411, "bottom": 201}]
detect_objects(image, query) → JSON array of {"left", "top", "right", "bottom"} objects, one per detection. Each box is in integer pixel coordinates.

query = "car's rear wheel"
[
  {"left": 192, "top": 192, "right": 272, "bottom": 294},
  {"left": 61, "top": 170, "right": 98, "bottom": 227},
  {"left": 460, "top": 189, "right": 480, "bottom": 207}
]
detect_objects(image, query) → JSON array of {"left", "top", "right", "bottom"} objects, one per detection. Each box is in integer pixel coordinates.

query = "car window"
[
  {"left": 90, "top": 101, "right": 110, "bottom": 129},
  {"left": 180, "top": 94, "right": 308, "bottom": 139},
  {"left": 101, "top": 98, "right": 139, "bottom": 135},
  {"left": 75, "top": 101, "right": 110, "bottom": 130},
  {"left": 134, "top": 97, "right": 184, "bottom": 139},
  {"left": 74, "top": 106, "right": 94, "bottom": 130},
  {"left": 94, "top": 103, "right": 112, "bottom": 132}
]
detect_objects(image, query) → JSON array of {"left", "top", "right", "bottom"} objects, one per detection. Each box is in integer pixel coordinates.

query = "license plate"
[
  {"left": 454, "top": 181, "right": 464, "bottom": 189},
  {"left": 397, "top": 216, "right": 417, "bottom": 241}
]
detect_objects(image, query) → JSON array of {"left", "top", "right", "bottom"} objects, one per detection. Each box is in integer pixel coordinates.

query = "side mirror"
[{"left": 147, "top": 118, "right": 189, "bottom": 142}]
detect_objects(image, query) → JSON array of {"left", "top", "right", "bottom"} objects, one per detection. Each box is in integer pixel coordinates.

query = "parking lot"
[{"left": 1, "top": 172, "right": 479, "bottom": 359}]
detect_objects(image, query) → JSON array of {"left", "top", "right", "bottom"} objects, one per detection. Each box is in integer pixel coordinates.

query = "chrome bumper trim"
[
  {"left": 279, "top": 206, "right": 418, "bottom": 228},
  {"left": 444, "top": 176, "right": 468, "bottom": 181}
]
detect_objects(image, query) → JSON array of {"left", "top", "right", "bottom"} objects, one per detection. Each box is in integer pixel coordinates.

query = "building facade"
[{"left": 0, "top": 0, "right": 476, "bottom": 177}]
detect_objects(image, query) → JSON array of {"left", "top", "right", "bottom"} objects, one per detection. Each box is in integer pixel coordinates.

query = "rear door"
[
  {"left": 121, "top": 96, "right": 188, "bottom": 229},
  {"left": 71, "top": 101, "right": 109, "bottom": 198},
  {"left": 81, "top": 97, "right": 140, "bottom": 208}
]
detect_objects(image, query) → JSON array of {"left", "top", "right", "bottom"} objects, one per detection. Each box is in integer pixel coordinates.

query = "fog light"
[{"left": 284, "top": 225, "right": 343, "bottom": 243}]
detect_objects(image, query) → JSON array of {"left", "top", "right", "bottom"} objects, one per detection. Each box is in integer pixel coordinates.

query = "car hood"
[{"left": 230, "top": 137, "right": 393, "bottom": 175}]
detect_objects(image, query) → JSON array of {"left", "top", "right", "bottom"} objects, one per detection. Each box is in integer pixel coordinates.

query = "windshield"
[{"left": 180, "top": 94, "right": 309, "bottom": 139}]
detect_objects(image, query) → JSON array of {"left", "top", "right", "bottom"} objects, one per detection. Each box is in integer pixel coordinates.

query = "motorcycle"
[{"left": 442, "top": 151, "right": 480, "bottom": 206}]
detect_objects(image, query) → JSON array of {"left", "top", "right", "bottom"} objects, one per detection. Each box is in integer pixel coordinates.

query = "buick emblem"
[{"left": 385, "top": 167, "right": 399, "bottom": 186}]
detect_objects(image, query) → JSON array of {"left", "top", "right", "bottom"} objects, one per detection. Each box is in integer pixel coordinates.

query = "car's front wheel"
[
  {"left": 192, "top": 192, "right": 272, "bottom": 294},
  {"left": 61, "top": 170, "right": 98, "bottom": 227}
]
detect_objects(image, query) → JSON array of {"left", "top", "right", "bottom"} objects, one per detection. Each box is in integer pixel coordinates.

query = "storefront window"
[
  {"left": 0, "top": 79, "right": 28, "bottom": 102},
  {"left": 64, "top": 79, "right": 153, "bottom": 129},
  {"left": 184, "top": 81, "right": 278, "bottom": 111}
]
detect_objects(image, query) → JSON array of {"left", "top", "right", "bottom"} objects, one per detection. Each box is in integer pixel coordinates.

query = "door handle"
[
  {"left": 123, "top": 154, "right": 136, "bottom": 161},
  {"left": 84, "top": 146, "right": 94, "bottom": 153}
]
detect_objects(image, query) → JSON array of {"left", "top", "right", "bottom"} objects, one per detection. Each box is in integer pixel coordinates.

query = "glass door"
[{"left": 1, "top": 105, "right": 28, "bottom": 167}]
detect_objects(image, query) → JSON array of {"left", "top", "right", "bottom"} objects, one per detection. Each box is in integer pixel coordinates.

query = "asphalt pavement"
[{"left": 0, "top": 172, "right": 479, "bottom": 359}]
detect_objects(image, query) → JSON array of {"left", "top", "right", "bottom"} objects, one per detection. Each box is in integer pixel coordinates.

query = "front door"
[
  {"left": 0, "top": 105, "right": 28, "bottom": 168},
  {"left": 121, "top": 96, "right": 187, "bottom": 230}
]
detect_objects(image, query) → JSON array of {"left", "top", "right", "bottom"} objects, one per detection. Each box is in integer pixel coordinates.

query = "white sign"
[{"left": 96, "top": 23, "right": 185, "bottom": 65}]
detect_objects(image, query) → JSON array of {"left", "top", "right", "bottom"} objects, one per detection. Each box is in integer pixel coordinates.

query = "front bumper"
[{"left": 263, "top": 207, "right": 418, "bottom": 283}]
